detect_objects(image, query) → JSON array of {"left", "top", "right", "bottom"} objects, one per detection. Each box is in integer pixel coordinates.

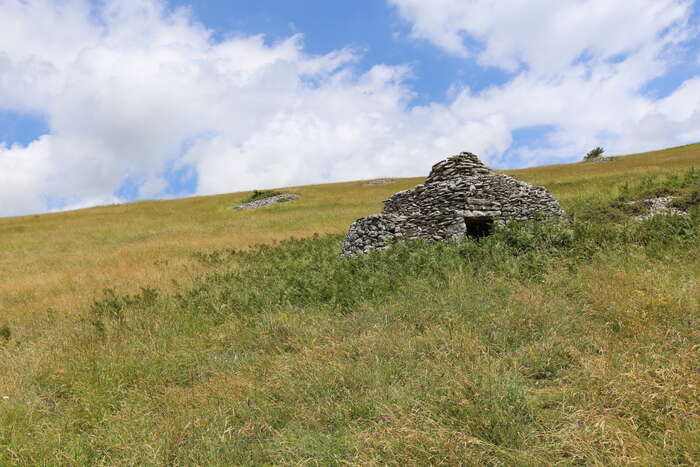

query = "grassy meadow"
[{"left": 1, "top": 143, "right": 699, "bottom": 465}]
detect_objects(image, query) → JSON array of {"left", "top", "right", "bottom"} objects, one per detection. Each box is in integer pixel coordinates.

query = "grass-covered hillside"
[{"left": 1, "top": 143, "right": 699, "bottom": 465}]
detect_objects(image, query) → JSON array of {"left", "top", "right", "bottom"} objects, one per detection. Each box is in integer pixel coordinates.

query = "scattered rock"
[
  {"left": 364, "top": 179, "right": 396, "bottom": 186},
  {"left": 236, "top": 194, "right": 299, "bottom": 210},
  {"left": 627, "top": 197, "right": 689, "bottom": 221},
  {"left": 342, "top": 152, "right": 565, "bottom": 257},
  {"left": 583, "top": 156, "right": 615, "bottom": 163}
]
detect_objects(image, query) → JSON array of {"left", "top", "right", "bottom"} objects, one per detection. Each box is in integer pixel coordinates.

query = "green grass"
[{"left": 1, "top": 143, "right": 699, "bottom": 465}]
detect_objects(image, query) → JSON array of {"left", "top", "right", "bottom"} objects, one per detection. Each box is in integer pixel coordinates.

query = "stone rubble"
[
  {"left": 583, "top": 156, "right": 615, "bottom": 163},
  {"left": 364, "top": 179, "right": 396, "bottom": 186},
  {"left": 627, "top": 197, "right": 688, "bottom": 221},
  {"left": 342, "top": 152, "right": 566, "bottom": 257},
  {"left": 236, "top": 194, "right": 299, "bottom": 210}
]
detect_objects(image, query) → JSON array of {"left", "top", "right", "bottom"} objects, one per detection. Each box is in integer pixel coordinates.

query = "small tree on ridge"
[{"left": 584, "top": 147, "right": 605, "bottom": 160}]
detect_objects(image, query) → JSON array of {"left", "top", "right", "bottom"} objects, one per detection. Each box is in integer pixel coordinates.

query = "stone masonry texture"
[{"left": 342, "top": 152, "right": 565, "bottom": 257}]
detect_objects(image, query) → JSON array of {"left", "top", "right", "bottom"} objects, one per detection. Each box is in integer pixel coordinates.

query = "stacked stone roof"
[{"left": 342, "top": 151, "right": 565, "bottom": 257}]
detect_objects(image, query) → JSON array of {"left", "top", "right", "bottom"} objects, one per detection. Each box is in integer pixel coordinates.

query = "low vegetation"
[
  {"left": 0, "top": 143, "right": 699, "bottom": 464},
  {"left": 575, "top": 168, "right": 700, "bottom": 222},
  {"left": 670, "top": 187, "right": 700, "bottom": 212}
]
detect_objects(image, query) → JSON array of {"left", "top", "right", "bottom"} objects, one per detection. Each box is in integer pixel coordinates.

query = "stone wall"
[{"left": 342, "top": 152, "right": 565, "bottom": 257}]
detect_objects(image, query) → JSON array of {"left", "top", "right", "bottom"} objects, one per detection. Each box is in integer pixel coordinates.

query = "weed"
[
  {"left": 192, "top": 248, "right": 237, "bottom": 265},
  {"left": 90, "top": 287, "right": 159, "bottom": 325},
  {"left": 0, "top": 325, "right": 10, "bottom": 343}
]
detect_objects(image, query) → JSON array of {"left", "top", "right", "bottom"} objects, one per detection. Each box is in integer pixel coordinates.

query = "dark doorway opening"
[{"left": 465, "top": 217, "right": 494, "bottom": 238}]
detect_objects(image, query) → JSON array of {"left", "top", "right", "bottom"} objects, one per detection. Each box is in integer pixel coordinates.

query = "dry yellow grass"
[{"left": 0, "top": 180, "right": 414, "bottom": 325}]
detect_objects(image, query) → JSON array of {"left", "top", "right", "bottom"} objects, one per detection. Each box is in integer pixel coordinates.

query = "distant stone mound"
[
  {"left": 583, "top": 156, "right": 615, "bottom": 163},
  {"left": 236, "top": 194, "right": 299, "bottom": 210},
  {"left": 342, "top": 152, "right": 565, "bottom": 257},
  {"left": 627, "top": 196, "right": 689, "bottom": 221},
  {"left": 364, "top": 179, "right": 396, "bottom": 186}
]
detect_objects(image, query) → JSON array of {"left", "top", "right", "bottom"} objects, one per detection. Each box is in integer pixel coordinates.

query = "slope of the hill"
[
  {"left": 0, "top": 143, "right": 699, "bottom": 465},
  {"left": 1, "top": 142, "right": 698, "bottom": 327}
]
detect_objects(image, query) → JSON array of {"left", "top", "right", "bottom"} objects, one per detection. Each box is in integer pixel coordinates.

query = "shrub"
[{"left": 584, "top": 147, "right": 605, "bottom": 160}]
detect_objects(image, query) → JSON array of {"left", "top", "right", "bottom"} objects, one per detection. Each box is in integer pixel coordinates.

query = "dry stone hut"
[{"left": 342, "top": 152, "right": 565, "bottom": 257}]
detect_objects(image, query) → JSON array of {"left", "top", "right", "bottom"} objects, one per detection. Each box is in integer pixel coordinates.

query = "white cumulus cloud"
[
  {"left": 390, "top": 0, "right": 691, "bottom": 74},
  {"left": 391, "top": 0, "right": 700, "bottom": 165}
]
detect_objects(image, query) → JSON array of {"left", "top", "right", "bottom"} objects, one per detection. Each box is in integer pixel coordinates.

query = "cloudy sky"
[{"left": 1, "top": 0, "right": 700, "bottom": 217}]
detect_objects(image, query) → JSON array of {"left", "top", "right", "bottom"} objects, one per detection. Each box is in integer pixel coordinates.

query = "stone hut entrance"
[{"left": 464, "top": 216, "right": 494, "bottom": 238}]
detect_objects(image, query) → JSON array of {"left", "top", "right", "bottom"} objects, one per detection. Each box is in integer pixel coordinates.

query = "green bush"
[{"left": 583, "top": 146, "right": 605, "bottom": 160}]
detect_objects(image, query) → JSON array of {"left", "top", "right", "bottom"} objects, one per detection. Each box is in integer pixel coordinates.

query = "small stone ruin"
[
  {"left": 364, "top": 179, "right": 396, "bottom": 186},
  {"left": 342, "top": 151, "right": 565, "bottom": 257},
  {"left": 236, "top": 193, "right": 299, "bottom": 210},
  {"left": 583, "top": 156, "right": 615, "bottom": 164},
  {"left": 627, "top": 197, "right": 688, "bottom": 221}
]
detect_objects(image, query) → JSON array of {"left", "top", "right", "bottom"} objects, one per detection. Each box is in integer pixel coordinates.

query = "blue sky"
[
  {"left": 169, "top": 0, "right": 514, "bottom": 104},
  {"left": 0, "top": 111, "right": 49, "bottom": 146},
  {"left": 1, "top": 0, "right": 700, "bottom": 217}
]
